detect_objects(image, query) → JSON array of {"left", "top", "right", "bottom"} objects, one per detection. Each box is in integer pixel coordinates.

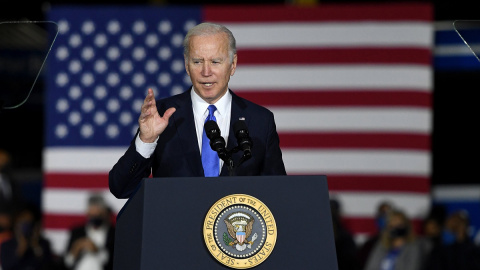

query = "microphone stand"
[{"left": 220, "top": 146, "right": 251, "bottom": 177}]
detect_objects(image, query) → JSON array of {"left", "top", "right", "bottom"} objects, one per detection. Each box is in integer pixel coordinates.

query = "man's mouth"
[{"left": 202, "top": 82, "right": 213, "bottom": 87}]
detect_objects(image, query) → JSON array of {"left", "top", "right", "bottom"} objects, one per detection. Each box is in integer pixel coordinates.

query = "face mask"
[
  {"left": 20, "top": 222, "right": 34, "bottom": 239},
  {"left": 389, "top": 226, "right": 408, "bottom": 238},
  {"left": 376, "top": 216, "right": 387, "bottom": 231},
  {"left": 442, "top": 229, "right": 456, "bottom": 245},
  {"left": 89, "top": 216, "right": 104, "bottom": 228}
]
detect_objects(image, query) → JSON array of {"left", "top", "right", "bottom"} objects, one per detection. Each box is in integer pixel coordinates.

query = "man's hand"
[{"left": 138, "top": 88, "right": 176, "bottom": 143}]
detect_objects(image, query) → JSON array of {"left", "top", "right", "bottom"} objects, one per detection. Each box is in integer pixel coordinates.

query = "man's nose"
[{"left": 201, "top": 63, "right": 212, "bottom": 76}]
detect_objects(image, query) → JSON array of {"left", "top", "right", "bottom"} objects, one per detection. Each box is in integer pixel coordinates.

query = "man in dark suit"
[{"left": 109, "top": 22, "right": 286, "bottom": 199}]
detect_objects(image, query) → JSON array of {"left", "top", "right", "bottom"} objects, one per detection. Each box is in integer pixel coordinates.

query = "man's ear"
[
  {"left": 230, "top": 54, "right": 238, "bottom": 76},
  {"left": 184, "top": 56, "right": 190, "bottom": 76}
]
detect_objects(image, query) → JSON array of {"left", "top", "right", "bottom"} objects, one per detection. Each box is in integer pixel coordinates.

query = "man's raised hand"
[{"left": 138, "top": 88, "right": 176, "bottom": 143}]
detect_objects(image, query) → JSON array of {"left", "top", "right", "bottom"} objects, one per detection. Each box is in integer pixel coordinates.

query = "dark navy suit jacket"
[{"left": 109, "top": 89, "right": 286, "bottom": 199}]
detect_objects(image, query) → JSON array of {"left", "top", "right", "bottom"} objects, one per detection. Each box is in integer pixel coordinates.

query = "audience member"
[
  {"left": 0, "top": 207, "right": 13, "bottom": 269},
  {"left": 364, "top": 209, "right": 425, "bottom": 270},
  {"left": 0, "top": 202, "right": 55, "bottom": 270},
  {"left": 0, "top": 149, "right": 23, "bottom": 210},
  {"left": 330, "top": 198, "right": 359, "bottom": 270},
  {"left": 63, "top": 193, "right": 115, "bottom": 270},
  {"left": 357, "top": 201, "right": 394, "bottom": 269},
  {"left": 423, "top": 210, "right": 480, "bottom": 270},
  {"left": 418, "top": 204, "right": 446, "bottom": 268}
]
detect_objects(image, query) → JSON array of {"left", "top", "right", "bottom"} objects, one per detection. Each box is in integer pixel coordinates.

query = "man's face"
[{"left": 185, "top": 32, "right": 237, "bottom": 104}]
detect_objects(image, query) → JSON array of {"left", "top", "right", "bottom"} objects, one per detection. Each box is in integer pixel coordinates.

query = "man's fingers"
[{"left": 162, "top": 107, "right": 176, "bottom": 121}]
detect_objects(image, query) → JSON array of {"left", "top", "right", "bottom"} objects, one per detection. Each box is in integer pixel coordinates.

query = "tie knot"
[{"left": 207, "top": 105, "right": 217, "bottom": 117}]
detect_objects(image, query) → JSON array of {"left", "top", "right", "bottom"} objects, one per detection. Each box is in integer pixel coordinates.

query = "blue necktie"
[{"left": 202, "top": 105, "right": 219, "bottom": 177}]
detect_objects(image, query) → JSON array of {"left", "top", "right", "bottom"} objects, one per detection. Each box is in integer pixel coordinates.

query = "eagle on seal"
[{"left": 224, "top": 212, "right": 258, "bottom": 251}]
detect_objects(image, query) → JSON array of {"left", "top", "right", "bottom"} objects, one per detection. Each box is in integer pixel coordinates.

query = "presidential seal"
[{"left": 203, "top": 194, "right": 277, "bottom": 269}]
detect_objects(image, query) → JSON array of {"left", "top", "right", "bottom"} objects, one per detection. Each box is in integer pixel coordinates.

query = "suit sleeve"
[{"left": 108, "top": 136, "right": 153, "bottom": 199}]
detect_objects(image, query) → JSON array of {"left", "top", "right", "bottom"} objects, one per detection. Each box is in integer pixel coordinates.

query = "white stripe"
[
  {"left": 230, "top": 65, "right": 432, "bottom": 90},
  {"left": 44, "top": 147, "right": 127, "bottom": 172},
  {"left": 225, "top": 22, "right": 433, "bottom": 48},
  {"left": 42, "top": 188, "right": 127, "bottom": 214},
  {"left": 434, "top": 44, "right": 477, "bottom": 56},
  {"left": 44, "top": 229, "right": 69, "bottom": 256},
  {"left": 283, "top": 149, "right": 431, "bottom": 176},
  {"left": 432, "top": 185, "right": 480, "bottom": 201},
  {"left": 271, "top": 107, "right": 432, "bottom": 133},
  {"left": 329, "top": 191, "right": 431, "bottom": 218}
]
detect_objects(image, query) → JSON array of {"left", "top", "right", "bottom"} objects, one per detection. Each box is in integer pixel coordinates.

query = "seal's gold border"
[{"left": 203, "top": 194, "right": 277, "bottom": 269}]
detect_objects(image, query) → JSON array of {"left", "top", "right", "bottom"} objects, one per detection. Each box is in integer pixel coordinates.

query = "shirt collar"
[{"left": 191, "top": 87, "right": 231, "bottom": 118}]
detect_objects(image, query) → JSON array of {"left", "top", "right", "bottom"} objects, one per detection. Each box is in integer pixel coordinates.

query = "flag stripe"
[
  {"left": 237, "top": 48, "right": 432, "bottom": 65},
  {"left": 230, "top": 65, "right": 432, "bottom": 90},
  {"left": 204, "top": 4, "right": 433, "bottom": 22},
  {"left": 228, "top": 23, "right": 432, "bottom": 48},
  {"left": 327, "top": 175, "right": 430, "bottom": 193},
  {"left": 283, "top": 150, "right": 430, "bottom": 175},
  {"left": 279, "top": 133, "right": 430, "bottom": 150},
  {"left": 42, "top": 191, "right": 427, "bottom": 219},
  {"left": 236, "top": 91, "right": 432, "bottom": 107},
  {"left": 44, "top": 173, "right": 429, "bottom": 193},
  {"left": 44, "top": 149, "right": 430, "bottom": 175},
  {"left": 271, "top": 108, "right": 432, "bottom": 133},
  {"left": 41, "top": 213, "right": 423, "bottom": 235},
  {"left": 342, "top": 217, "right": 424, "bottom": 234}
]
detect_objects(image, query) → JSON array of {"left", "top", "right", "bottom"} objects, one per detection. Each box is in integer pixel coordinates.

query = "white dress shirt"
[{"left": 135, "top": 87, "right": 232, "bottom": 174}]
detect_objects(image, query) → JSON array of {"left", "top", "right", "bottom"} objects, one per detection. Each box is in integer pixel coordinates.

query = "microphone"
[
  {"left": 233, "top": 120, "right": 252, "bottom": 159},
  {"left": 204, "top": 120, "right": 228, "bottom": 161}
]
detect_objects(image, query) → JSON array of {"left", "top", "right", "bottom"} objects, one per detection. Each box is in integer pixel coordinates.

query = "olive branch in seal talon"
[{"left": 223, "top": 232, "right": 234, "bottom": 246}]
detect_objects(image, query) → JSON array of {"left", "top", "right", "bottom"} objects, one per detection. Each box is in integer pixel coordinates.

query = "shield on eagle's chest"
[{"left": 236, "top": 231, "right": 246, "bottom": 244}]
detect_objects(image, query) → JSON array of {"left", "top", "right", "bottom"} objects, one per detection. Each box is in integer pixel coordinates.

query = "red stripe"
[
  {"left": 43, "top": 214, "right": 88, "bottom": 230},
  {"left": 43, "top": 213, "right": 422, "bottom": 235},
  {"left": 44, "top": 174, "right": 429, "bottom": 193},
  {"left": 43, "top": 214, "right": 117, "bottom": 230},
  {"left": 326, "top": 175, "right": 430, "bottom": 193},
  {"left": 342, "top": 217, "right": 424, "bottom": 234},
  {"left": 45, "top": 173, "right": 109, "bottom": 189},
  {"left": 238, "top": 48, "right": 432, "bottom": 65},
  {"left": 204, "top": 3, "right": 433, "bottom": 22},
  {"left": 278, "top": 132, "right": 430, "bottom": 150},
  {"left": 236, "top": 91, "right": 432, "bottom": 107}
]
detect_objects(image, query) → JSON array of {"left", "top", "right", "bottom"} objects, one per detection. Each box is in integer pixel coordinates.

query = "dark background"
[{"left": 1, "top": 0, "right": 479, "bottom": 186}]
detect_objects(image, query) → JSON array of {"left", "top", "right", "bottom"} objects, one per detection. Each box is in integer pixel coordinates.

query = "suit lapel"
[
  {"left": 221, "top": 91, "right": 248, "bottom": 176},
  {"left": 171, "top": 90, "right": 204, "bottom": 176}
]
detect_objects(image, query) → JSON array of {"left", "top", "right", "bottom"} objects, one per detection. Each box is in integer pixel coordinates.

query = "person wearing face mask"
[
  {"left": 364, "top": 209, "right": 426, "bottom": 270},
  {"left": 357, "top": 201, "right": 394, "bottom": 269},
  {"left": 0, "top": 203, "right": 54, "bottom": 270},
  {"left": 63, "top": 194, "right": 115, "bottom": 270},
  {"left": 423, "top": 210, "right": 480, "bottom": 270}
]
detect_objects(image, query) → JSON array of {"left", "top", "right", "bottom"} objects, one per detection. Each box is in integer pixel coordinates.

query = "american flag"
[{"left": 43, "top": 3, "right": 433, "bottom": 255}]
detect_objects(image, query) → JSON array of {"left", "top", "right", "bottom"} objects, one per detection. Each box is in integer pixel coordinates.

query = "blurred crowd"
[
  {"left": 2, "top": 146, "right": 480, "bottom": 270},
  {"left": 331, "top": 198, "right": 480, "bottom": 270},
  {"left": 0, "top": 149, "right": 115, "bottom": 270}
]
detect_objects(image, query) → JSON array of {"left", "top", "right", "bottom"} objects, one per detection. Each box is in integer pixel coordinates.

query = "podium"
[{"left": 113, "top": 175, "right": 338, "bottom": 269}]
